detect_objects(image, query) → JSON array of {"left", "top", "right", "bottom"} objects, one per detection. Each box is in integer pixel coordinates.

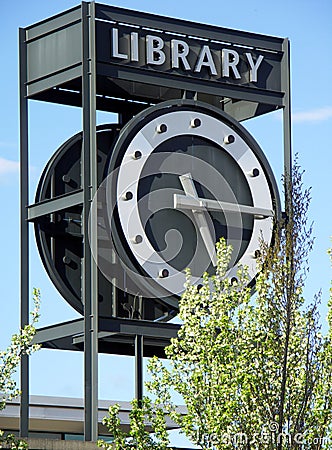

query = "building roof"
[{"left": 0, "top": 395, "right": 184, "bottom": 437}]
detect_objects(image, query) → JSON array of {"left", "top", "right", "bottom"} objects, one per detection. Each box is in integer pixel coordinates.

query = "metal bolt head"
[
  {"left": 159, "top": 268, "right": 169, "bottom": 278},
  {"left": 133, "top": 235, "right": 143, "bottom": 244},
  {"left": 251, "top": 168, "right": 260, "bottom": 177},
  {"left": 224, "top": 135, "right": 235, "bottom": 144},
  {"left": 123, "top": 191, "right": 133, "bottom": 201},
  {"left": 62, "top": 174, "right": 71, "bottom": 184},
  {"left": 191, "top": 118, "right": 201, "bottom": 128},
  {"left": 156, "top": 123, "right": 167, "bottom": 133},
  {"left": 133, "top": 150, "right": 142, "bottom": 160}
]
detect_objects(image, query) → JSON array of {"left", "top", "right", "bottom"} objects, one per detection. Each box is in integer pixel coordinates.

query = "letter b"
[{"left": 146, "top": 35, "right": 166, "bottom": 65}]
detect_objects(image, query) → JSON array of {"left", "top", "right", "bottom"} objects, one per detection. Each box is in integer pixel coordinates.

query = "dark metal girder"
[
  {"left": 95, "top": 3, "right": 284, "bottom": 52},
  {"left": 19, "top": 25, "right": 29, "bottom": 439},
  {"left": 33, "top": 319, "right": 84, "bottom": 345},
  {"left": 29, "top": 85, "right": 153, "bottom": 115},
  {"left": 98, "top": 316, "right": 180, "bottom": 337},
  {"left": 135, "top": 335, "right": 143, "bottom": 403},
  {"left": 32, "top": 317, "right": 180, "bottom": 358},
  {"left": 25, "top": 5, "right": 81, "bottom": 41},
  {"left": 97, "top": 63, "right": 285, "bottom": 108},
  {"left": 34, "top": 317, "right": 181, "bottom": 342},
  {"left": 27, "top": 190, "right": 83, "bottom": 221}
]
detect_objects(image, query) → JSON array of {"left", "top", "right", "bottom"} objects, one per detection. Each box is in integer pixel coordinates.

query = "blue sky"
[{"left": 1, "top": 0, "right": 332, "bottom": 444}]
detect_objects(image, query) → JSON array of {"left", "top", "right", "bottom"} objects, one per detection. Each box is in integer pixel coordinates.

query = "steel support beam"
[
  {"left": 31, "top": 318, "right": 180, "bottom": 357},
  {"left": 19, "top": 27, "right": 29, "bottom": 438},
  {"left": 33, "top": 319, "right": 84, "bottom": 345},
  {"left": 135, "top": 335, "right": 144, "bottom": 405},
  {"left": 282, "top": 38, "right": 292, "bottom": 183},
  {"left": 27, "top": 190, "right": 83, "bottom": 221},
  {"left": 82, "top": 2, "right": 98, "bottom": 442},
  {"left": 98, "top": 317, "right": 181, "bottom": 338},
  {"left": 33, "top": 317, "right": 180, "bottom": 345}
]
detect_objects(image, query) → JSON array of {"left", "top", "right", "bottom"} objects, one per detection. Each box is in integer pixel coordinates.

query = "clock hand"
[
  {"left": 174, "top": 195, "right": 274, "bottom": 219},
  {"left": 178, "top": 173, "right": 218, "bottom": 267}
]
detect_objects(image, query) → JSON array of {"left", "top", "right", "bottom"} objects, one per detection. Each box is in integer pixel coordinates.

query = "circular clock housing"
[
  {"left": 101, "top": 100, "right": 280, "bottom": 301},
  {"left": 35, "top": 100, "right": 280, "bottom": 318},
  {"left": 34, "top": 125, "right": 177, "bottom": 320}
]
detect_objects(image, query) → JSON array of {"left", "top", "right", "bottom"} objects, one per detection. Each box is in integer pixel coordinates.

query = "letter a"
[{"left": 195, "top": 45, "right": 217, "bottom": 76}]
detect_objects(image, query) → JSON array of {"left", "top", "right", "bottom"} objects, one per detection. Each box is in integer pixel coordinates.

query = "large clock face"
[{"left": 93, "top": 100, "right": 280, "bottom": 302}]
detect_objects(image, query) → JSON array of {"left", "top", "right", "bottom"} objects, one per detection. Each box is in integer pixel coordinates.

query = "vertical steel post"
[
  {"left": 111, "top": 249, "right": 118, "bottom": 317},
  {"left": 19, "top": 27, "right": 29, "bottom": 438},
  {"left": 282, "top": 38, "right": 292, "bottom": 183},
  {"left": 82, "top": 1, "right": 98, "bottom": 441},
  {"left": 135, "top": 335, "right": 144, "bottom": 405}
]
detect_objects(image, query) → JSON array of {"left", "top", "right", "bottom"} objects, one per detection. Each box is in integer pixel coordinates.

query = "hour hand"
[{"left": 174, "top": 176, "right": 274, "bottom": 219}]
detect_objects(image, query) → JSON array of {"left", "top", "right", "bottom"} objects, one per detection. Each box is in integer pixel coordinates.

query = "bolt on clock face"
[{"left": 90, "top": 100, "right": 280, "bottom": 302}]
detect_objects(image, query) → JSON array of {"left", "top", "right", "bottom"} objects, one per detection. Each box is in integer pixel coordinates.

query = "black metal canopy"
[{"left": 24, "top": 2, "right": 287, "bottom": 121}]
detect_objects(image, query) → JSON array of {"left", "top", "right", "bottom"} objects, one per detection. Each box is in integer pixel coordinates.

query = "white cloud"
[
  {"left": 292, "top": 106, "right": 332, "bottom": 123},
  {"left": 0, "top": 157, "right": 19, "bottom": 176}
]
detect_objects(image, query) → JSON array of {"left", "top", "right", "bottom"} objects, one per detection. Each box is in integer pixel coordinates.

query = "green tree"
[
  {"left": 101, "top": 162, "right": 332, "bottom": 449},
  {"left": 97, "top": 397, "right": 171, "bottom": 450},
  {"left": 0, "top": 288, "right": 41, "bottom": 450}
]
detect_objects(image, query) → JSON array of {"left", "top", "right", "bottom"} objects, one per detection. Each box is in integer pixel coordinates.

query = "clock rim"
[{"left": 105, "top": 99, "right": 281, "bottom": 300}]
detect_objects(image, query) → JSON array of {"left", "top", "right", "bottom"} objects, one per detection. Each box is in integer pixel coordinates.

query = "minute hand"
[
  {"left": 174, "top": 194, "right": 274, "bottom": 219},
  {"left": 177, "top": 173, "right": 218, "bottom": 266}
]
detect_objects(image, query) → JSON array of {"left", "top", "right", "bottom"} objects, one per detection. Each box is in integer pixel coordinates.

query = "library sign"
[
  {"left": 110, "top": 27, "right": 265, "bottom": 82},
  {"left": 95, "top": 4, "right": 284, "bottom": 103}
]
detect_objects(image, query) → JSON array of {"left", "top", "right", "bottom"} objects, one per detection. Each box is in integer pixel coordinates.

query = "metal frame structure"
[{"left": 19, "top": 2, "right": 292, "bottom": 442}]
